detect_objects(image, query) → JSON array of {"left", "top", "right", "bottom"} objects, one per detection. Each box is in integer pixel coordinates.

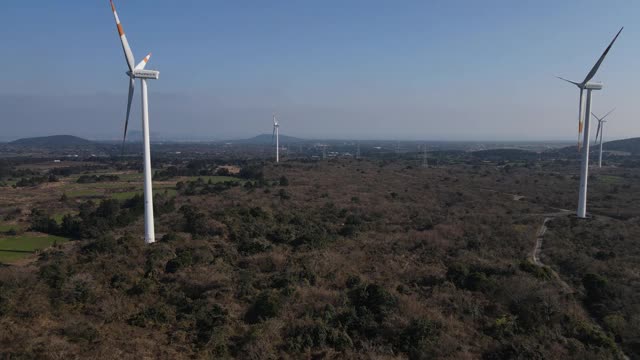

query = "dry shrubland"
[{"left": 1, "top": 158, "right": 638, "bottom": 359}]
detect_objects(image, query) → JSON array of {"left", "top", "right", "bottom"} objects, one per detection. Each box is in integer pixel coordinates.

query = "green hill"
[
  {"left": 603, "top": 137, "right": 640, "bottom": 154},
  {"left": 9, "top": 135, "right": 94, "bottom": 148}
]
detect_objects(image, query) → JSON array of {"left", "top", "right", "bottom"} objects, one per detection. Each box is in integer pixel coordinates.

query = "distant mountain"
[
  {"left": 233, "top": 134, "right": 306, "bottom": 144},
  {"left": 603, "top": 137, "right": 640, "bottom": 155},
  {"left": 9, "top": 135, "right": 94, "bottom": 147}
]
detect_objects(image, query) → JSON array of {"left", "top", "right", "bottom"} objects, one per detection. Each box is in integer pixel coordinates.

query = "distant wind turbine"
[
  {"left": 110, "top": 0, "right": 160, "bottom": 243},
  {"left": 272, "top": 114, "right": 280, "bottom": 163},
  {"left": 592, "top": 108, "right": 614, "bottom": 168},
  {"left": 557, "top": 27, "right": 623, "bottom": 218},
  {"left": 422, "top": 144, "right": 428, "bottom": 168}
]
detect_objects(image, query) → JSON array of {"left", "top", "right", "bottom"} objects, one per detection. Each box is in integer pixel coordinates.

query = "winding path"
[
  {"left": 530, "top": 213, "right": 574, "bottom": 293},
  {"left": 530, "top": 212, "right": 630, "bottom": 360}
]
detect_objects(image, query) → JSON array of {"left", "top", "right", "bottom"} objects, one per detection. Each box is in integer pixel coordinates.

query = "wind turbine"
[
  {"left": 272, "top": 114, "right": 280, "bottom": 163},
  {"left": 110, "top": 0, "right": 160, "bottom": 244},
  {"left": 557, "top": 27, "right": 622, "bottom": 218},
  {"left": 592, "top": 108, "right": 615, "bottom": 168}
]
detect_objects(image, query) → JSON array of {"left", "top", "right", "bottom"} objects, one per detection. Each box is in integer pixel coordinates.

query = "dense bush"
[
  {"left": 165, "top": 249, "right": 193, "bottom": 273},
  {"left": 31, "top": 196, "right": 145, "bottom": 239},
  {"left": 394, "top": 318, "right": 442, "bottom": 358},
  {"left": 244, "top": 291, "right": 282, "bottom": 324},
  {"left": 15, "top": 175, "right": 57, "bottom": 187}
]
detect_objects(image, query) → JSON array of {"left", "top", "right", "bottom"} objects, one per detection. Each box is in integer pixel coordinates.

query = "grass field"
[
  {"left": 597, "top": 175, "right": 625, "bottom": 184},
  {"left": 3, "top": 179, "right": 18, "bottom": 187},
  {"left": 0, "top": 223, "right": 20, "bottom": 233},
  {"left": 0, "top": 234, "right": 68, "bottom": 263},
  {"left": 53, "top": 213, "right": 70, "bottom": 223}
]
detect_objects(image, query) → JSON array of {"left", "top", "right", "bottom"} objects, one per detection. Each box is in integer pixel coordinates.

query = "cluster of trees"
[
  {"left": 15, "top": 174, "right": 58, "bottom": 187},
  {"left": 0, "top": 159, "right": 112, "bottom": 187},
  {"left": 49, "top": 165, "right": 110, "bottom": 177},
  {"left": 176, "top": 178, "right": 241, "bottom": 196},
  {"left": 29, "top": 194, "right": 174, "bottom": 239},
  {"left": 154, "top": 160, "right": 236, "bottom": 180},
  {"left": 0, "top": 159, "right": 40, "bottom": 180},
  {"left": 30, "top": 197, "right": 145, "bottom": 238}
]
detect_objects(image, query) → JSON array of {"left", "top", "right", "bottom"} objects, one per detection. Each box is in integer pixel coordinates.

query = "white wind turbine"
[
  {"left": 110, "top": 0, "right": 160, "bottom": 244},
  {"left": 557, "top": 27, "right": 622, "bottom": 218},
  {"left": 592, "top": 108, "right": 614, "bottom": 168},
  {"left": 272, "top": 114, "right": 280, "bottom": 163}
]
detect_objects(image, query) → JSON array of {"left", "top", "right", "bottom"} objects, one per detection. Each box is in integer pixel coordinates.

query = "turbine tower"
[
  {"left": 558, "top": 27, "right": 622, "bottom": 218},
  {"left": 272, "top": 114, "right": 280, "bottom": 163},
  {"left": 592, "top": 109, "right": 614, "bottom": 168},
  {"left": 110, "top": 0, "right": 159, "bottom": 243}
]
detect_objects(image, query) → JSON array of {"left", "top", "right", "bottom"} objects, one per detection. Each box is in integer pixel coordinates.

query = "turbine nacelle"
[
  {"left": 556, "top": 77, "right": 603, "bottom": 90},
  {"left": 584, "top": 82, "right": 603, "bottom": 90},
  {"left": 126, "top": 69, "right": 160, "bottom": 80}
]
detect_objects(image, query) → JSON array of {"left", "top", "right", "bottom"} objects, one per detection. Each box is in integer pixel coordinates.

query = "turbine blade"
[
  {"left": 134, "top": 53, "right": 151, "bottom": 70},
  {"left": 595, "top": 121, "right": 602, "bottom": 143},
  {"left": 577, "top": 88, "right": 584, "bottom": 151},
  {"left": 556, "top": 76, "right": 581, "bottom": 86},
  {"left": 110, "top": 0, "right": 136, "bottom": 72},
  {"left": 600, "top": 107, "right": 616, "bottom": 121},
  {"left": 122, "top": 78, "right": 135, "bottom": 154},
  {"left": 582, "top": 27, "right": 623, "bottom": 85},
  {"left": 272, "top": 126, "right": 275, "bottom": 144}
]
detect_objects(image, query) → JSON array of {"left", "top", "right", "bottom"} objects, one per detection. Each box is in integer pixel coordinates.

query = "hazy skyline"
[{"left": 1, "top": 0, "right": 639, "bottom": 141}]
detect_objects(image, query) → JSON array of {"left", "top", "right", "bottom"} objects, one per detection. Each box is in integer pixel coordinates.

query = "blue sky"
[{"left": 0, "top": 0, "right": 638, "bottom": 141}]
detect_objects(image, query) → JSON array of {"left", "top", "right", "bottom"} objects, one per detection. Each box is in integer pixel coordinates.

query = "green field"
[
  {"left": 1, "top": 179, "right": 18, "bottom": 187},
  {"left": 0, "top": 234, "right": 68, "bottom": 263},
  {"left": 53, "top": 213, "right": 75, "bottom": 224},
  {"left": 0, "top": 224, "right": 20, "bottom": 233},
  {"left": 598, "top": 175, "right": 625, "bottom": 184}
]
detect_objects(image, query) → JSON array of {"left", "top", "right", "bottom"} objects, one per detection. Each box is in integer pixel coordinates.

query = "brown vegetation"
[{"left": 0, "top": 157, "right": 638, "bottom": 359}]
